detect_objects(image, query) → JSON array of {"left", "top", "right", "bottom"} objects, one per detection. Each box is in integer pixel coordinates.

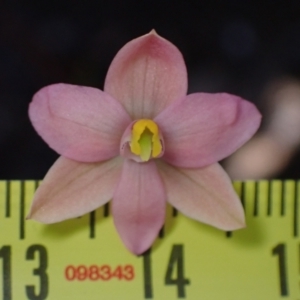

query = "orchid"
[{"left": 28, "top": 31, "right": 261, "bottom": 255}]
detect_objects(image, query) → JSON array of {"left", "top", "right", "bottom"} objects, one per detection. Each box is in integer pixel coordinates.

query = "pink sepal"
[
  {"left": 158, "top": 161, "right": 245, "bottom": 230},
  {"left": 27, "top": 156, "right": 123, "bottom": 223},
  {"left": 104, "top": 31, "right": 187, "bottom": 119}
]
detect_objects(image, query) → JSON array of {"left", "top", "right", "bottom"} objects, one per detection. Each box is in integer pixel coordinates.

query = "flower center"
[{"left": 130, "top": 119, "right": 162, "bottom": 162}]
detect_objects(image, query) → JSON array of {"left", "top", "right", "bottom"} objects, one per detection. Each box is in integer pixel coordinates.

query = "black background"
[{"left": 1, "top": 0, "right": 300, "bottom": 179}]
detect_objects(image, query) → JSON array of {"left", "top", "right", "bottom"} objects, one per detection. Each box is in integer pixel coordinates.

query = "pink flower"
[{"left": 28, "top": 31, "right": 261, "bottom": 254}]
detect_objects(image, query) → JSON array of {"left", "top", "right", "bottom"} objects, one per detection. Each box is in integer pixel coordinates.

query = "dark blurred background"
[{"left": 1, "top": 0, "right": 300, "bottom": 179}]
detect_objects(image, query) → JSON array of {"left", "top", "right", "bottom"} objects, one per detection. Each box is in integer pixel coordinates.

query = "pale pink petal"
[
  {"left": 157, "top": 161, "right": 245, "bottom": 230},
  {"left": 155, "top": 93, "right": 261, "bottom": 168},
  {"left": 27, "top": 156, "right": 123, "bottom": 223},
  {"left": 112, "top": 159, "right": 166, "bottom": 254},
  {"left": 104, "top": 30, "right": 187, "bottom": 119},
  {"left": 29, "top": 83, "right": 131, "bottom": 162}
]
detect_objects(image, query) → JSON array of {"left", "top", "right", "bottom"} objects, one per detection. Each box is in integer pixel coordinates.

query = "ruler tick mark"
[
  {"left": 226, "top": 231, "right": 232, "bottom": 238},
  {"left": 104, "top": 203, "right": 109, "bottom": 217},
  {"left": 34, "top": 180, "right": 39, "bottom": 191},
  {"left": 253, "top": 181, "right": 259, "bottom": 216},
  {"left": 240, "top": 182, "right": 245, "bottom": 210},
  {"left": 172, "top": 208, "right": 178, "bottom": 217},
  {"left": 89, "top": 210, "right": 96, "bottom": 239},
  {"left": 142, "top": 249, "right": 153, "bottom": 298},
  {"left": 159, "top": 226, "right": 164, "bottom": 238},
  {"left": 5, "top": 181, "right": 10, "bottom": 218},
  {"left": 267, "top": 181, "right": 272, "bottom": 216},
  {"left": 281, "top": 182, "right": 286, "bottom": 216},
  {"left": 19, "top": 181, "right": 25, "bottom": 240}
]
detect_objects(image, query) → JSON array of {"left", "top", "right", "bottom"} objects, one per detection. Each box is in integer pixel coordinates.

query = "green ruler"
[{"left": 0, "top": 180, "right": 299, "bottom": 299}]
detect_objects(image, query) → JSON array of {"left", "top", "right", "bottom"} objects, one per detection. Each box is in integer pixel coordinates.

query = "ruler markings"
[
  {"left": 240, "top": 181, "right": 245, "bottom": 209},
  {"left": 142, "top": 249, "right": 153, "bottom": 299},
  {"left": 1, "top": 180, "right": 300, "bottom": 299},
  {"left": 281, "top": 181, "right": 286, "bottom": 216},
  {"left": 5, "top": 181, "right": 10, "bottom": 218},
  {"left": 254, "top": 181, "right": 259, "bottom": 217},
  {"left": 103, "top": 203, "right": 109, "bottom": 217},
  {"left": 172, "top": 208, "right": 178, "bottom": 217},
  {"left": 245, "top": 181, "right": 251, "bottom": 215},
  {"left": 34, "top": 180, "right": 39, "bottom": 191},
  {"left": 159, "top": 226, "right": 164, "bottom": 239},
  {"left": 19, "top": 181, "right": 25, "bottom": 240},
  {"left": 267, "top": 181, "right": 272, "bottom": 216},
  {"left": 226, "top": 231, "right": 232, "bottom": 238},
  {"left": 89, "top": 211, "right": 96, "bottom": 239}
]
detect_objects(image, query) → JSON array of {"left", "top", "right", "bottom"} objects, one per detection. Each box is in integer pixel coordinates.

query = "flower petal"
[
  {"left": 157, "top": 161, "right": 245, "bottom": 230},
  {"left": 104, "top": 30, "right": 187, "bottom": 119},
  {"left": 29, "top": 83, "right": 131, "bottom": 162},
  {"left": 27, "top": 156, "right": 122, "bottom": 223},
  {"left": 155, "top": 93, "right": 262, "bottom": 168},
  {"left": 112, "top": 159, "right": 166, "bottom": 254}
]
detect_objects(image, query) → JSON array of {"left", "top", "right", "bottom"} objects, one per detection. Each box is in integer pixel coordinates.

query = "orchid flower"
[{"left": 28, "top": 31, "right": 261, "bottom": 254}]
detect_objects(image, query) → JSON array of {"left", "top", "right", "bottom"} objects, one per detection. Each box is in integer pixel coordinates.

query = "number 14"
[{"left": 143, "top": 244, "right": 190, "bottom": 299}]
